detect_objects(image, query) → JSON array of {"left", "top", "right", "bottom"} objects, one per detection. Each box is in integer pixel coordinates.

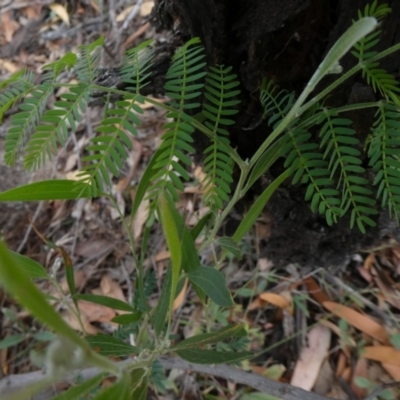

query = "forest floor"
[{"left": 1, "top": 1, "right": 400, "bottom": 399}]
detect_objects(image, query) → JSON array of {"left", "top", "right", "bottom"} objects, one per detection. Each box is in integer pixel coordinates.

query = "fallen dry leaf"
[
  {"left": 363, "top": 346, "right": 400, "bottom": 366},
  {"left": 318, "top": 320, "right": 356, "bottom": 350},
  {"left": 303, "top": 276, "right": 331, "bottom": 304},
  {"left": 132, "top": 198, "right": 150, "bottom": 240},
  {"left": 174, "top": 278, "right": 188, "bottom": 311},
  {"left": 100, "top": 275, "right": 126, "bottom": 304},
  {"left": 141, "top": 1, "right": 154, "bottom": 16},
  {"left": 258, "top": 292, "right": 291, "bottom": 310},
  {"left": 63, "top": 309, "right": 98, "bottom": 335},
  {"left": 323, "top": 301, "right": 389, "bottom": 343},
  {"left": 290, "top": 324, "right": 331, "bottom": 390},
  {"left": 335, "top": 351, "right": 348, "bottom": 378},
  {"left": 0, "top": 12, "right": 19, "bottom": 43},
  {"left": 382, "top": 362, "right": 400, "bottom": 380},
  {"left": 78, "top": 300, "right": 116, "bottom": 323},
  {"left": 49, "top": 4, "right": 70, "bottom": 25}
]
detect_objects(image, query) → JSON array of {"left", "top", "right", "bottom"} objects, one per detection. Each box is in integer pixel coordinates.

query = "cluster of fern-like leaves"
[
  {"left": 260, "top": 0, "right": 400, "bottom": 232},
  {"left": 0, "top": 36, "right": 238, "bottom": 215},
  {"left": 1, "top": 0, "right": 400, "bottom": 233}
]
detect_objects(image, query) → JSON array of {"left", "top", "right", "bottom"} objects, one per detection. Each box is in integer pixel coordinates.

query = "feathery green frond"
[
  {"left": 5, "top": 81, "right": 53, "bottom": 166},
  {"left": 352, "top": 1, "right": 399, "bottom": 104},
  {"left": 76, "top": 36, "right": 104, "bottom": 84},
  {"left": 23, "top": 83, "right": 91, "bottom": 170},
  {"left": 201, "top": 65, "right": 240, "bottom": 210},
  {"left": 319, "top": 111, "right": 378, "bottom": 232},
  {"left": 260, "top": 78, "right": 295, "bottom": 129},
  {"left": 120, "top": 39, "right": 154, "bottom": 95},
  {"left": 0, "top": 69, "right": 34, "bottom": 123},
  {"left": 41, "top": 52, "right": 78, "bottom": 82},
  {"left": 368, "top": 102, "right": 400, "bottom": 221},
  {"left": 77, "top": 97, "right": 141, "bottom": 197},
  {"left": 282, "top": 127, "right": 342, "bottom": 226},
  {"left": 148, "top": 37, "right": 206, "bottom": 202}
]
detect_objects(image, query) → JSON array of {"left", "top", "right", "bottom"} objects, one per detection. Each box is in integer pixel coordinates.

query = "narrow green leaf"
[
  {"left": 0, "top": 240, "right": 88, "bottom": 349},
  {"left": 0, "top": 180, "right": 91, "bottom": 201},
  {"left": 187, "top": 266, "right": 233, "bottom": 307},
  {"left": 152, "top": 265, "right": 172, "bottom": 336},
  {"left": 158, "top": 192, "right": 182, "bottom": 319},
  {"left": 91, "top": 374, "right": 130, "bottom": 400},
  {"left": 0, "top": 334, "right": 26, "bottom": 350},
  {"left": 175, "top": 348, "right": 252, "bottom": 364},
  {"left": 111, "top": 313, "right": 141, "bottom": 325},
  {"left": 74, "top": 294, "right": 135, "bottom": 312},
  {"left": 130, "top": 369, "right": 149, "bottom": 400},
  {"left": 52, "top": 374, "right": 105, "bottom": 400},
  {"left": 173, "top": 325, "right": 247, "bottom": 350},
  {"left": 233, "top": 170, "right": 290, "bottom": 243},
  {"left": 86, "top": 333, "right": 138, "bottom": 356},
  {"left": 10, "top": 251, "right": 48, "bottom": 279},
  {"left": 216, "top": 237, "right": 242, "bottom": 259}
]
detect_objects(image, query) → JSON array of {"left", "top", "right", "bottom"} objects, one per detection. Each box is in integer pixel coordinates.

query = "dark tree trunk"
[{"left": 148, "top": 0, "right": 400, "bottom": 267}]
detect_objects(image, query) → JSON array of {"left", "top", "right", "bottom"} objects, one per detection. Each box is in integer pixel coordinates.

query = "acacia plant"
[{"left": 0, "top": 1, "right": 400, "bottom": 398}]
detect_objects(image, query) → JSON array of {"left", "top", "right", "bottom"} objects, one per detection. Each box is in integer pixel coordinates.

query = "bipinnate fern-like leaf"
[
  {"left": 260, "top": 79, "right": 295, "bottom": 129},
  {"left": 368, "top": 103, "right": 400, "bottom": 222},
  {"left": 120, "top": 39, "right": 154, "bottom": 95},
  {"left": 0, "top": 70, "right": 34, "bottom": 124},
  {"left": 201, "top": 65, "right": 240, "bottom": 210},
  {"left": 6, "top": 81, "right": 54, "bottom": 166},
  {"left": 77, "top": 41, "right": 155, "bottom": 196},
  {"left": 5, "top": 47, "right": 95, "bottom": 170},
  {"left": 77, "top": 98, "right": 142, "bottom": 197},
  {"left": 319, "top": 111, "right": 378, "bottom": 232},
  {"left": 352, "top": 1, "right": 400, "bottom": 104},
  {"left": 23, "top": 83, "right": 91, "bottom": 171},
  {"left": 148, "top": 38, "right": 207, "bottom": 202},
  {"left": 282, "top": 127, "right": 342, "bottom": 226},
  {"left": 75, "top": 36, "right": 103, "bottom": 84}
]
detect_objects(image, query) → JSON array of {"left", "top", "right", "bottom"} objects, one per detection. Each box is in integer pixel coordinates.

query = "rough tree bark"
[{"left": 143, "top": 0, "right": 400, "bottom": 268}]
